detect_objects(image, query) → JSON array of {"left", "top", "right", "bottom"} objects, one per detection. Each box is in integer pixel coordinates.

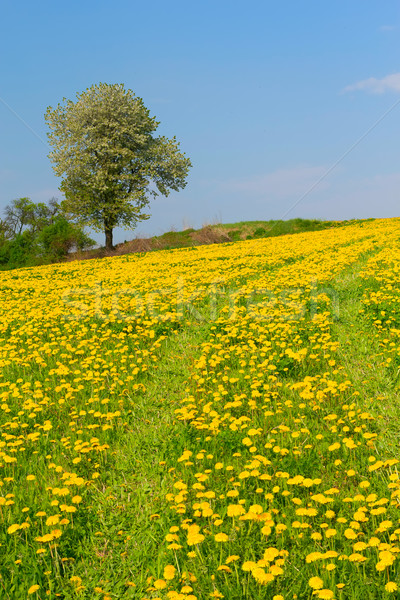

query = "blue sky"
[{"left": 1, "top": 0, "right": 400, "bottom": 244}]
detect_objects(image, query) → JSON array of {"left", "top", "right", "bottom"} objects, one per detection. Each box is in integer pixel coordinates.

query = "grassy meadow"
[
  {"left": 1, "top": 218, "right": 400, "bottom": 599},
  {"left": 78, "top": 218, "right": 360, "bottom": 258}
]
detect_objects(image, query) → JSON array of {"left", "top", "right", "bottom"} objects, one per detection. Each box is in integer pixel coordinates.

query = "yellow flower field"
[{"left": 1, "top": 218, "right": 400, "bottom": 599}]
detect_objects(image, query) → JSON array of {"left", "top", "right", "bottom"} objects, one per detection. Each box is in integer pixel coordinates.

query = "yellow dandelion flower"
[
  {"left": 263, "top": 547, "right": 279, "bottom": 562},
  {"left": 7, "top": 524, "right": 20, "bottom": 534},
  {"left": 225, "top": 555, "right": 240, "bottom": 563},
  {"left": 325, "top": 528, "right": 336, "bottom": 538},
  {"left": 187, "top": 533, "right": 204, "bottom": 546},
  {"left": 344, "top": 528, "right": 357, "bottom": 539},
  {"left": 181, "top": 585, "right": 193, "bottom": 593},
  {"left": 306, "top": 552, "right": 324, "bottom": 563},
  {"left": 154, "top": 579, "right": 167, "bottom": 590},
  {"left": 227, "top": 504, "right": 245, "bottom": 517},
  {"left": 353, "top": 542, "right": 367, "bottom": 552},
  {"left": 242, "top": 561, "right": 257, "bottom": 572},
  {"left": 309, "top": 577, "right": 324, "bottom": 590},
  {"left": 359, "top": 481, "right": 370, "bottom": 489},
  {"left": 163, "top": 565, "right": 176, "bottom": 580},
  {"left": 252, "top": 568, "right": 274, "bottom": 584},
  {"left": 269, "top": 565, "right": 284, "bottom": 576},
  {"left": 316, "top": 590, "right": 334, "bottom": 599},
  {"left": 28, "top": 585, "right": 40, "bottom": 595},
  {"left": 248, "top": 504, "right": 263, "bottom": 514},
  {"left": 348, "top": 553, "right": 367, "bottom": 563},
  {"left": 217, "top": 565, "right": 232, "bottom": 572},
  {"left": 328, "top": 443, "right": 340, "bottom": 451}
]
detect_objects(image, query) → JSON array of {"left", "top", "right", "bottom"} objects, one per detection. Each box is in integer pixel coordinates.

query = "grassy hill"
[
  {"left": 2, "top": 217, "right": 400, "bottom": 599},
  {"left": 76, "top": 217, "right": 374, "bottom": 260}
]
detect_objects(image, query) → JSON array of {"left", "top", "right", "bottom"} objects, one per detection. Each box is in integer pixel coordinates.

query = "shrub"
[{"left": 37, "top": 218, "right": 95, "bottom": 262}]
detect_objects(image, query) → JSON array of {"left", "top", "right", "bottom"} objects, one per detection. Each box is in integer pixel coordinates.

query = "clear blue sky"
[{"left": 1, "top": 0, "right": 400, "bottom": 244}]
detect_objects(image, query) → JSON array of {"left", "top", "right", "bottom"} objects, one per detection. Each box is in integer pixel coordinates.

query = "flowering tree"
[{"left": 45, "top": 83, "right": 192, "bottom": 249}]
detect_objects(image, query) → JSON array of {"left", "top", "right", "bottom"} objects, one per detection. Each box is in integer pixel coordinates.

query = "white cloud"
[
  {"left": 343, "top": 73, "right": 400, "bottom": 94},
  {"left": 379, "top": 25, "right": 396, "bottom": 32}
]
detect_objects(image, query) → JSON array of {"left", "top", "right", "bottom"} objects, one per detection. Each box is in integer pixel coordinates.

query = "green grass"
[
  {"left": 62, "top": 236, "right": 400, "bottom": 598},
  {"left": 61, "top": 326, "right": 212, "bottom": 597},
  {"left": 89, "top": 232, "right": 400, "bottom": 598},
  {"left": 88, "top": 218, "right": 376, "bottom": 257},
  {"left": 3, "top": 219, "right": 400, "bottom": 599}
]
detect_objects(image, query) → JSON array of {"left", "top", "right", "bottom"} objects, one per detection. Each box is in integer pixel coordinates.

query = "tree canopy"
[
  {"left": 45, "top": 83, "right": 192, "bottom": 249},
  {"left": 0, "top": 198, "right": 94, "bottom": 269},
  {"left": 4, "top": 197, "right": 60, "bottom": 237}
]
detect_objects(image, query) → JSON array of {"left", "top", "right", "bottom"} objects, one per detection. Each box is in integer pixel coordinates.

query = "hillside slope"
[
  {"left": 1, "top": 218, "right": 400, "bottom": 599},
  {"left": 75, "top": 217, "right": 370, "bottom": 259}
]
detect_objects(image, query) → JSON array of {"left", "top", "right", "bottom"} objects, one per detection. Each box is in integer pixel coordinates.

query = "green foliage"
[
  {"left": 45, "top": 82, "right": 192, "bottom": 249},
  {"left": 0, "top": 231, "right": 38, "bottom": 269},
  {"left": 0, "top": 199, "right": 95, "bottom": 269},
  {"left": 4, "top": 197, "right": 36, "bottom": 236},
  {"left": 4, "top": 197, "right": 62, "bottom": 237},
  {"left": 37, "top": 218, "right": 95, "bottom": 261}
]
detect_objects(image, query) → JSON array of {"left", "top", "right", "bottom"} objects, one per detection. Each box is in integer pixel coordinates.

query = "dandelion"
[
  {"left": 217, "top": 565, "right": 232, "bottom": 572},
  {"left": 328, "top": 443, "right": 340, "bottom": 451},
  {"left": 187, "top": 523, "right": 205, "bottom": 546},
  {"left": 325, "top": 528, "right": 336, "bottom": 538},
  {"left": 242, "top": 561, "right": 257, "bottom": 572},
  {"left": 344, "top": 528, "right": 357, "bottom": 540},
  {"left": 28, "top": 585, "right": 40, "bottom": 595},
  {"left": 163, "top": 565, "right": 176, "bottom": 580},
  {"left": 225, "top": 555, "right": 240, "bottom": 563},
  {"left": 316, "top": 590, "right": 334, "bottom": 599},
  {"left": 252, "top": 568, "right": 274, "bottom": 584},
  {"left": 263, "top": 547, "right": 280, "bottom": 562},
  {"left": 227, "top": 504, "right": 245, "bottom": 517},
  {"left": 154, "top": 580, "right": 167, "bottom": 589},
  {"left": 309, "top": 577, "right": 324, "bottom": 590},
  {"left": 270, "top": 565, "right": 284, "bottom": 576}
]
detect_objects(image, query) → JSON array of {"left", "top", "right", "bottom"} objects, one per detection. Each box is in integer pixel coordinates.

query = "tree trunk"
[{"left": 105, "top": 224, "right": 114, "bottom": 251}]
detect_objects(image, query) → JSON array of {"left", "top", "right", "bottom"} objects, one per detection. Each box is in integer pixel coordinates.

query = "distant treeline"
[{"left": 0, "top": 198, "right": 94, "bottom": 270}]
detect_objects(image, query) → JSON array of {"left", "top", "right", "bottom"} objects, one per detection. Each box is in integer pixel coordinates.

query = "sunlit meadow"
[{"left": 1, "top": 218, "right": 400, "bottom": 599}]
